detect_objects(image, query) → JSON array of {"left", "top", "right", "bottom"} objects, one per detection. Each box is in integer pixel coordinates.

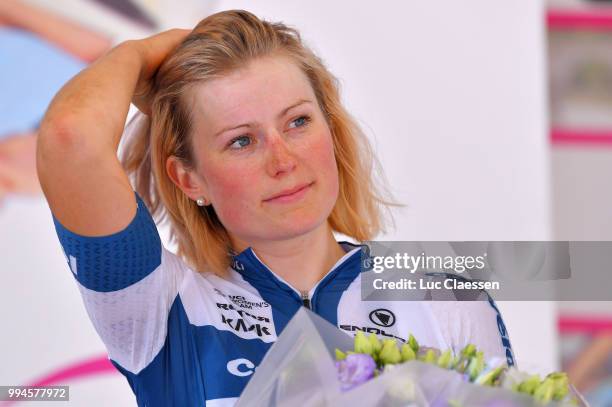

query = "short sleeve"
[
  {"left": 51, "top": 191, "right": 182, "bottom": 374},
  {"left": 52, "top": 191, "right": 162, "bottom": 292}
]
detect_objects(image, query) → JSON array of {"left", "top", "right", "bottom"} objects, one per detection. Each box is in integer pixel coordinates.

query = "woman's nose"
[{"left": 265, "top": 132, "right": 297, "bottom": 177}]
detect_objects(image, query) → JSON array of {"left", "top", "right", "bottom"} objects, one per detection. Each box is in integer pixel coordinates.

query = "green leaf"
[{"left": 408, "top": 334, "right": 419, "bottom": 353}]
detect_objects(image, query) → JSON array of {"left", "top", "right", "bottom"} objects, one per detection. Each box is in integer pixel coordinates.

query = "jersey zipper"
[
  {"left": 247, "top": 247, "right": 360, "bottom": 311},
  {"left": 300, "top": 290, "right": 311, "bottom": 309}
]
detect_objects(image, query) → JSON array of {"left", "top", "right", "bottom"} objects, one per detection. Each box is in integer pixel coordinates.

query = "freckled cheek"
[
  {"left": 306, "top": 134, "right": 339, "bottom": 189},
  {"left": 205, "top": 165, "right": 261, "bottom": 225}
]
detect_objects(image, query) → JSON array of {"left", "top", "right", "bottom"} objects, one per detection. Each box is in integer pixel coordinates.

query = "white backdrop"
[{"left": 0, "top": 1, "right": 555, "bottom": 405}]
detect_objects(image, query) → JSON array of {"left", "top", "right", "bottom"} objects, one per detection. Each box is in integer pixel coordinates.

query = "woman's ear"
[{"left": 166, "top": 155, "right": 209, "bottom": 201}]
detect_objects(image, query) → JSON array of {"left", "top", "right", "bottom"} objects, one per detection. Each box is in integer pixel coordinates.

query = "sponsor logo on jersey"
[
  {"left": 216, "top": 302, "right": 270, "bottom": 322},
  {"left": 228, "top": 295, "right": 270, "bottom": 310},
  {"left": 217, "top": 303, "right": 272, "bottom": 338},
  {"left": 369, "top": 308, "right": 396, "bottom": 327},
  {"left": 339, "top": 324, "right": 405, "bottom": 343},
  {"left": 213, "top": 289, "right": 270, "bottom": 310},
  {"left": 227, "top": 358, "right": 255, "bottom": 377}
]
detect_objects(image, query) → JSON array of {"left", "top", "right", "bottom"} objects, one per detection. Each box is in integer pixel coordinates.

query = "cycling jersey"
[{"left": 52, "top": 192, "right": 515, "bottom": 407}]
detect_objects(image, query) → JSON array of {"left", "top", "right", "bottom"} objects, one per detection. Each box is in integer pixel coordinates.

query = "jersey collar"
[{"left": 230, "top": 241, "right": 369, "bottom": 299}]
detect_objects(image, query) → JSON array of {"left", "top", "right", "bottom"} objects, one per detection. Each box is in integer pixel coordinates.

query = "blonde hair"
[{"left": 121, "top": 9, "right": 399, "bottom": 276}]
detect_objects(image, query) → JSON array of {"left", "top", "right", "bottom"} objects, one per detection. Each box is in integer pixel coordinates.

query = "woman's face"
[{"left": 183, "top": 55, "right": 339, "bottom": 246}]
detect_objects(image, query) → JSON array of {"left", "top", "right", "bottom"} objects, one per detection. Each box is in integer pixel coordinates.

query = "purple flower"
[{"left": 335, "top": 353, "right": 377, "bottom": 391}]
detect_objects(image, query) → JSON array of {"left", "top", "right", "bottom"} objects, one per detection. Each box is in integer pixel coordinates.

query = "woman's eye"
[
  {"left": 288, "top": 115, "right": 311, "bottom": 129},
  {"left": 228, "top": 135, "right": 252, "bottom": 150}
]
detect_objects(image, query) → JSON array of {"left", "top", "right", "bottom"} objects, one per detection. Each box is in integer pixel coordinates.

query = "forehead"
[{"left": 189, "top": 55, "right": 316, "bottom": 129}]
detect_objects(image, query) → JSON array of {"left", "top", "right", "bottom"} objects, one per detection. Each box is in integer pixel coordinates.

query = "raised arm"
[
  {"left": 36, "top": 29, "right": 189, "bottom": 237},
  {"left": 36, "top": 29, "right": 192, "bottom": 375}
]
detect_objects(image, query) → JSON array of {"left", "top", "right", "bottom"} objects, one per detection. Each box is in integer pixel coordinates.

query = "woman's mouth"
[{"left": 264, "top": 182, "right": 314, "bottom": 204}]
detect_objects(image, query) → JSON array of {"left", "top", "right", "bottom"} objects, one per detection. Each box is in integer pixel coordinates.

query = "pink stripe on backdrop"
[
  {"left": 558, "top": 316, "right": 612, "bottom": 334},
  {"left": 548, "top": 9, "right": 612, "bottom": 30},
  {"left": 551, "top": 129, "right": 612, "bottom": 146},
  {"left": 1, "top": 355, "right": 117, "bottom": 406},
  {"left": 28, "top": 355, "right": 116, "bottom": 386}
]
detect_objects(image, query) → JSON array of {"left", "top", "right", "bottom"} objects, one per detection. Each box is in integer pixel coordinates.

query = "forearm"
[{"left": 40, "top": 41, "right": 143, "bottom": 155}]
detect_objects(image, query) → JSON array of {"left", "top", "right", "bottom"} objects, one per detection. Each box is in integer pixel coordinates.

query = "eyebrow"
[{"left": 213, "top": 99, "right": 313, "bottom": 138}]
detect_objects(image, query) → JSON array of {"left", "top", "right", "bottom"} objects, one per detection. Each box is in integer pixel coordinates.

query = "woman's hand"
[{"left": 130, "top": 29, "right": 191, "bottom": 114}]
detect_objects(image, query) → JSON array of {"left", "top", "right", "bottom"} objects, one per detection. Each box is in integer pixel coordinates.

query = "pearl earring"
[{"left": 196, "top": 197, "right": 207, "bottom": 206}]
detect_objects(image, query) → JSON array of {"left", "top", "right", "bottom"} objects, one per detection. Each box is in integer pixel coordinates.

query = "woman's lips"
[{"left": 264, "top": 182, "right": 313, "bottom": 204}]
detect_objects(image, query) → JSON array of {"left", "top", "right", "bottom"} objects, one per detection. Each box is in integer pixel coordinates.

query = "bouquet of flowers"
[{"left": 235, "top": 308, "right": 588, "bottom": 407}]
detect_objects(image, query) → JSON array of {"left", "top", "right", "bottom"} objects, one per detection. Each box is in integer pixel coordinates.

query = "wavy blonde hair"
[{"left": 121, "top": 9, "right": 399, "bottom": 276}]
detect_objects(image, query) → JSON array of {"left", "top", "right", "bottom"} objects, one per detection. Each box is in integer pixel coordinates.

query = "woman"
[{"left": 37, "top": 10, "right": 514, "bottom": 406}]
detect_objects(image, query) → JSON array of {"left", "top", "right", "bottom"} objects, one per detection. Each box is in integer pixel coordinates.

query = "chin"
[{"left": 266, "top": 211, "right": 329, "bottom": 241}]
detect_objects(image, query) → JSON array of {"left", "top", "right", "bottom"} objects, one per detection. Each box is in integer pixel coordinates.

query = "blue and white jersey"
[{"left": 52, "top": 192, "right": 515, "bottom": 406}]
